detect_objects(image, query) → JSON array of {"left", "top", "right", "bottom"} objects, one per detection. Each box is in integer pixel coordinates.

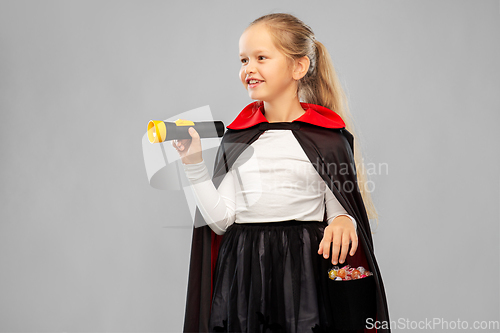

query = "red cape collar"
[{"left": 227, "top": 101, "right": 346, "bottom": 130}]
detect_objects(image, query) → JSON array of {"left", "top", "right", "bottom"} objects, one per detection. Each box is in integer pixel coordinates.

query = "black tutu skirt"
[{"left": 208, "top": 219, "right": 367, "bottom": 333}]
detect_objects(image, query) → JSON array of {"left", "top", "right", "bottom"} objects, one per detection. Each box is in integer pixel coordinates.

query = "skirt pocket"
[{"left": 327, "top": 275, "right": 376, "bottom": 330}]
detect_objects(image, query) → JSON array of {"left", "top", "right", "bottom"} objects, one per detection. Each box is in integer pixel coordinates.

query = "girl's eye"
[{"left": 240, "top": 56, "right": 265, "bottom": 64}]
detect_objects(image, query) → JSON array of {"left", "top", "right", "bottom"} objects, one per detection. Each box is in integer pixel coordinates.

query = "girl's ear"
[{"left": 292, "top": 56, "right": 310, "bottom": 81}]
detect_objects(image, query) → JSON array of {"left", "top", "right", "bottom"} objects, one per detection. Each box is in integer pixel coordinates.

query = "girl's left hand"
[{"left": 318, "top": 216, "right": 358, "bottom": 265}]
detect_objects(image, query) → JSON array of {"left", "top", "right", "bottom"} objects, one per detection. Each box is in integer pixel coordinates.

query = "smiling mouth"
[{"left": 248, "top": 80, "right": 263, "bottom": 88}]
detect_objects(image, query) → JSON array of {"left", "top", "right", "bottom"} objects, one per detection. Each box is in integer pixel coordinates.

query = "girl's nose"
[{"left": 245, "top": 63, "right": 256, "bottom": 75}]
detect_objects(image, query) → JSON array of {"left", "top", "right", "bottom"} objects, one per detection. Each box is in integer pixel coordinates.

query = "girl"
[{"left": 174, "top": 13, "right": 390, "bottom": 333}]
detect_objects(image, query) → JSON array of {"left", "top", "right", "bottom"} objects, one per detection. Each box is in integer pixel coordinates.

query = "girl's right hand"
[{"left": 171, "top": 125, "right": 203, "bottom": 164}]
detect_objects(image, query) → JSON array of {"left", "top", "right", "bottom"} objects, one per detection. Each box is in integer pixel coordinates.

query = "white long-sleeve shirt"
[{"left": 182, "top": 129, "right": 357, "bottom": 235}]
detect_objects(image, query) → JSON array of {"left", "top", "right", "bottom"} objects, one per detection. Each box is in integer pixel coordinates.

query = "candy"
[
  {"left": 328, "top": 265, "right": 372, "bottom": 281},
  {"left": 328, "top": 269, "right": 337, "bottom": 280},
  {"left": 327, "top": 266, "right": 340, "bottom": 280}
]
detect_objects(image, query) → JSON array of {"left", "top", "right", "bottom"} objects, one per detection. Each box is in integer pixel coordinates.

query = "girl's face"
[{"left": 239, "top": 24, "right": 296, "bottom": 102}]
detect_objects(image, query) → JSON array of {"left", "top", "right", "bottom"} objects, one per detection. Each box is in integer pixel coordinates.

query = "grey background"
[{"left": 1, "top": 0, "right": 499, "bottom": 332}]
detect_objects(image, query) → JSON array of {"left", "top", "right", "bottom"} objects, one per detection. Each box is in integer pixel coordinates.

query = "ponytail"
[{"left": 302, "top": 40, "right": 379, "bottom": 228}]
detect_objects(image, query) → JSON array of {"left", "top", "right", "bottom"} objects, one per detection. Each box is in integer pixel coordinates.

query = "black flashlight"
[{"left": 147, "top": 119, "right": 225, "bottom": 143}]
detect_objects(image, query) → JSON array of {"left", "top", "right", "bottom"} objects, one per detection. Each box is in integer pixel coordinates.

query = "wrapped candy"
[
  {"left": 328, "top": 265, "right": 372, "bottom": 281},
  {"left": 328, "top": 269, "right": 337, "bottom": 280}
]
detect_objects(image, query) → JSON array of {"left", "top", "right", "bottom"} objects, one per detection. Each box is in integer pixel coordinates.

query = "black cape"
[{"left": 182, "top": 102, "right": 390, "bottom": 333}]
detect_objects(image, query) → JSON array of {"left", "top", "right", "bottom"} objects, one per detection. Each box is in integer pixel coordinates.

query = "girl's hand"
[
  {"left": 171, "top": 125, "right": 203, "bottom": 164},
  {"left": 318, "top": 215, "right": 358, "bottom": 265}
]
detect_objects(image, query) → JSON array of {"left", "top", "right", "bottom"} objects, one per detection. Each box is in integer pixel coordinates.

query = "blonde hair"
[{"left": 247, "top": 13, "right": 379, "bottom": 227}]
